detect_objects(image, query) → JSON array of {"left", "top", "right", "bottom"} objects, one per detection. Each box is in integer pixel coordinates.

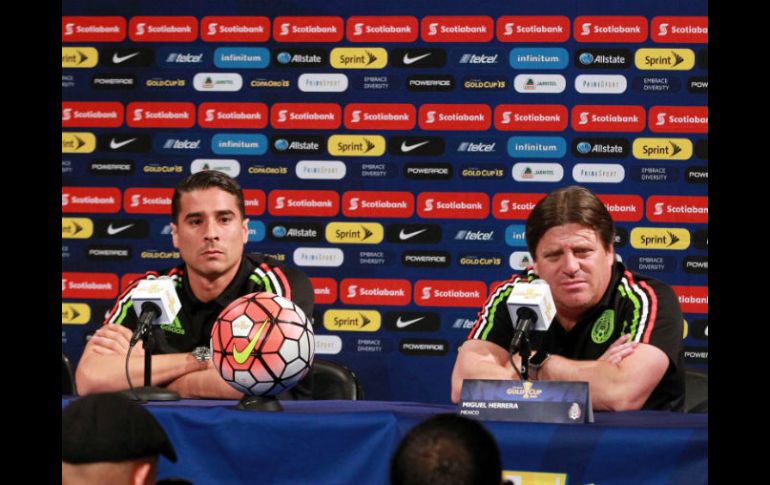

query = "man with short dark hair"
[
  {"left": 451, "top": 186, "right": 685, "bottom": 411},
  {"left": 62, "top": 392, "right": 178, "bottom": 485},
  {"left": 76, "top": 171, "right": 314, "bottom": 399},
  {"left": 390, "top": 413, "right": 502, "bottom": 485}
]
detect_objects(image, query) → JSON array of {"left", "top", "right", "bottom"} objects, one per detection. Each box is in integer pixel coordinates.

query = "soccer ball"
[{"left": 211, "top": 292, "right": 314, "bottom": 396}]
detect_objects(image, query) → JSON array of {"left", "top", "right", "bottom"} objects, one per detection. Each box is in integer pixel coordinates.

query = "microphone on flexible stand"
[{"left": 506, "top": 280, "right": 556, "bottom": 379}]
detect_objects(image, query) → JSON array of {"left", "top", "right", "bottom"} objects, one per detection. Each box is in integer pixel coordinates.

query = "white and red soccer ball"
[{"left": 211, "top": 292, "right": 314, "bottom": 396}]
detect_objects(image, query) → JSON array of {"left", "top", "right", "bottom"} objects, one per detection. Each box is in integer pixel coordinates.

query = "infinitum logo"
[
  {"left": 651, "top": 16, "right": 708, "bottom": 43},
  {"left": 646, "top": 195, "right": 708, "bottom": 223},
  {"left": 126, "top": 102, "right": 195, "bottom": 128},
  {"left": 273, "top": 16, "right": 344, "bottom": 42},
  {"left": 62, "top": 16, "right": 126, "bottom": 42},
  {"left": 494, "top": 105, "right": 568, "bottom": 131},
  {"left": 509, "top": 48, "right": 569, "bottom": 69},
  {"left": 328, "top": 135, "right": 386, "bottom": 156},
  {"left": 421, "top": 16, "right": 494, "bottom": 42},
  {"left": 343, "top": 191, "right": 415, "bottom": 218},
  {"left": 214, "top": 47, "right": 270, "bottom": 69},
  {"left": 630, "top": 228, "right": 691, "bottom": 250},
  {"left": 673, "top": 286, "right": 708, "bottom": 313},
  {"left": 419, "top": 104, "right": 492, "bottom": 131},
  {"left": 211, "top": 134, "right": 266, "bottom": 155},
  {"left": 635, "top": 49, "right": 695, "bottom": 71},
  {"left": 346, "top": 16, "right": 418, "bottom": 42},
  {"left": 492, "top": 193, "right": 543, "bottom": 219},
  {"left": 269, "top": 190, "right": 340, "bottom": 217},
  {"left": 574, "top": 16, "right": 648, "bottom": 42},
  {"left": 62, "top": 187, "right": 121, "bottom": 213},
  {"left": 344, "top": 103, "right": 416, "bottom": 130},
  {"left": 198, "top": 102, "right": 267, "bottom": 129},
  {"left": 326, "top": 222, "right": 384, "bottom": 244},
  {"left": 200, "top": 16, "right": 271, "bottom": 42},
  {"left": 597, "top": 194, "right": 643, "bottom": 221},
  {"left": 129, "top": 16, "right": 198, "bottom": 42},
  {"left": 496, "top": 16, "right": 570, "bottom": 42},
  {"left": 418, "top": 193, "right": 490, "bottom": 219},
  {"left": 331, "top": 48, "right": 388, "bottom": 69},
  {"left": 62, "top": 47, "right": 99, "bottom": 68},
  {"left": 341, "top": 279, "right": 412, "bottom": 305},
  {"left": 572, "top": 105, "right": 646, "bottom": 132},
  {"left": 632, "top": 138, "right": 692, "bottom": 160},
  {"left": 271, "top": 103, "right": 342, "bottom": 129},
  {"left": 62, "top": 272, "right": 118, "bottom": 299},
  {"left": 323, "top": 310, "right": 381, "bottom": 332},
  {"left": 649, "top": 106, "right": 708, "bottom": 134},
  {"left": 508, "top": 136, "right": 567, "bottom": 158},
  {"left": 414, "top": 280, "right": 487, "bottom": 307}
]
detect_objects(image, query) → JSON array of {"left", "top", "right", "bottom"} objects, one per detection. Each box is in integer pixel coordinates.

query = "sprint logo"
[{"left": 331, "top": 48, "right": 387, "bottom": 68}]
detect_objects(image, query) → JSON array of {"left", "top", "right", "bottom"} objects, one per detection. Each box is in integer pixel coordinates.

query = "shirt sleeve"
[{"left": 465, "top": 276, "right": 521, "bottom": 350}]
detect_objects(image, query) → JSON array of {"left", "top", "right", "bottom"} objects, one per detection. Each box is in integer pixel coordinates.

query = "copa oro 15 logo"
[
  {"left": 62, "top": 218, "right": 94, "bottom": 239},
  {"left": 62, "top": 47, "right": 98, "bottom": 68},
  {"left": 632, "top": 138, "right": 693, "bottom": 160},
  {"left": 325, "top": 222, "right": 384, "bottom": 244},
  {"left": 635, "top": 48, "right": 695, "bottom": 70},
  {"left": 506, "top": 381, "right": 544, "bottom": 399},
  {"left": 323, "top": 309, "right": 382, "bottom": 332},
  {"left": 62, "top": 132, "right": 96, "bottom": 153},
  {"left": 630, "top": 227, "right": 690, "bottom": 250},
  {"left": 62, "top": 303, "right": 91, "bottom": 324},
  {"left": 330, "top": 48, "right": 388, "bottom": 68},
  {"left": 328, "top": 135, "right": 386, "bottom": 156}
]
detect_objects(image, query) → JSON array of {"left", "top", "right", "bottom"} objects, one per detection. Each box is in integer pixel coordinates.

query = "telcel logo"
[
  {"left": 323, "top": 310, "right": 381, "bottom": 332},
  {"left": 325, "top": 222, "right": 384, "bottom": 244},
  {"left": 630, "top": 228, "right": 691, "bottom": 250},
  {"left": 635, "top": 49, "right": 695, "bottom": 71},
  {"left": 632, "top": 138, "right": 692, "bottom": 160}
]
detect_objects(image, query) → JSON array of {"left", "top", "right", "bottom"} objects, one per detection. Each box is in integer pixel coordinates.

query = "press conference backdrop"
[{"left": 61, "top": 0, "right": 708, "bottom": 404}]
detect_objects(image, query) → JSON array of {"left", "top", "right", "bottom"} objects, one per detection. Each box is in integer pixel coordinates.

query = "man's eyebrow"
[{"left": 183, "top": 209, "right": 235, "bottom": 221}]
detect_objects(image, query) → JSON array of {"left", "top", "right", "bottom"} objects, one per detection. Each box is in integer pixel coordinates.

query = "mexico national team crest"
[{"left": 591, "top": 309, "right": 614, "bottom": 344}]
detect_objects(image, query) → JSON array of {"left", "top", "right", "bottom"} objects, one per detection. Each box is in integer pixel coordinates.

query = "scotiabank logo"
[
  {"left": 673, "top": 286, "right": 708, "bottom": 314},
  {"left": 126, "top": 102, "right": 195, "bottom": 128},
  {"left": 647, "top": 195, "right": 708, "bottom": 223},
  {"left": 273, "top": 16, "right": 344, "bottom": 42},
  {"left": 123, "top": 188, "right": 174, "bottom": 214},
  {"left": 496, "top": 16, "right": 570, "bottom": 42},
  {"left": 346, "top": 16, "right": 418, "bottom": 42},
  {"left": 269, "top": 190, "right": 340, "bottom": 217},
  {"left": 597, "top": 194, "right": 644, "bottom": 222},
  {"left": 414, "top": 280, "right": 487, "bottom": 308},
  {"left": 198, "top": 102, "right": 268, "bottom": 129},
  {"left": 62, "top": 187, "right": 121, "bottom": 213},
  {"left": 572, "top": 105, "right": 646, "bottom": 132},
  {"left": 62, "top": 272, "right": 118, "bottom": 299},
  {"left": 649, "top": 106, "right": 708, "bottom": 134},
  {"left": 421, "top": 16, "right": 494, "bottom": 42},
  {"left": 344, "top": 103, "right": 416, "bottom": 130},
  {"left": 309, "top": 277, "right": 338, "bottom": 304},
  {"left": 201, "top": 16, "right": 271, "bottom": 42},
  {"left": 343, "top": 191, "right": 415, "bottom": 218},
  {"left": 129, "top": 16, "right": 198, "bottom": 42},
  {"left": 341, "top": 278, "right": 412, "bottom": 306},
  {"left": 419, "top": 104, "right": 492, "bottom": 131},
  {"left": 494, "top": 105, "right": 568, "bottom": 131},
  {"left": 62, "top": 16, "right": 126, "bottom": 42},
  {"left": 652, "top": 17, "right": 708, "bottom": 43},
  {"left": 62, "top": 102, "right": 124, "bottom": 128},
  {"left": 270, "top": 103, "right": 342, "bottom": 130},
  {"left": 574, "top": 16, "right": 648, "bottom": 42},
  {"left": 492, "top": 193, "right": 544, "bottom": 220},
  {"left": 242, "top": 189, "right": 266, "bottom": 216},
  {"left": 417, "top": 192, "right": 490, "bottom": 219}
]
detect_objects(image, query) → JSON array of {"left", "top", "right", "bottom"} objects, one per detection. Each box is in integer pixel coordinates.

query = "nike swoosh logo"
[
  {"left": 403, "top": 52, "right": 431, "bottom": 65},
  {"left": 399, "top": 228, "right": 428, "bottom": 240},
  {"left": 233, "top": 318, "right": 270, "bottom": 364},
  {"left": 396, "top": 316, "right": 425, "bottom": 328},
  {"left": 107, "top": 223, "right": 135, "bottom": 235},
  {"left": 112, "top": 51, "right": 140, "bottom": 64},
  {"left": 109, "top": 138, "right": 137, "bottom": 149},
  {"left": 400, "top": 140, "right": 430, "bottom": 152}
]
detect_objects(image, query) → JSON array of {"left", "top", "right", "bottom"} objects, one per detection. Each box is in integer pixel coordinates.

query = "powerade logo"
[
  {"left": 86, "top": 245, "right": 132, "bottom": 261},
  {"left": 572, "top": 138, "right": 629, "bottom": 158},
  {"left": 404, "top": 163, "right": 453, "bottom": 180},
  {"left": 401, "top": 250, "right": 451, "bottom": 268},
  {"left": 92, "top": 74, "right": 137, "bottom": 90},
  {"left": 629, "top": 255, "right": 675, "bottom": 273},
  {"left": 688, "top": 76, "right": 708, "bottom": 94},
  {"left": 399, "top": 339, "right": 449, "bottom": 356},
  {"left": 575, "top": 49, "right": 631, "bottom": 69},
  {"left": 247, "top": 221, "right": 265, "bottom": 242},
  {"left": 505, "top": 225, "right": 527, "bottom": 247},
  {"left": 407, "top": 75, "right": 455, "bottom": 92},
  {"left": 507, "top": 137, "right": 566, "bottom": 158},
  {"left": 683, "top": 256, "right": 708, "bottom": 275},
  {"left": 686, "top": 167, "right": 708, "bottom": 184},
  {"left": 158, "top": 46, "right": 208, "bottom": 67},
  {"left": 154, "top": 133, "right": 206, "bottom": 154},
  {"left": 509, "top": 48, "right": 568, "bottom": 69},
  {"left": 212, "top": 134, "right": 267, "bottom": 155},
  {"left": 214, "top": 47, "right": 270, "bottom": 68}
]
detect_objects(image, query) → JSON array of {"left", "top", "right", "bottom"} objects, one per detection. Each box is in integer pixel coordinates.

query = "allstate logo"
[
  {"left": 277, "top": 52, "right": 291, "bottom": 64},
  {"left": 274, "top": 138, "right": 289, "bottom": 151},
  {"left": 272, "top": 225, "right": 287, "bottom": 238},
  {"left": 579, "top": 52, "right": 594, "bottom": 65},
  {"left": 577, "top": 142, "right": 592, "bottom": 154}
]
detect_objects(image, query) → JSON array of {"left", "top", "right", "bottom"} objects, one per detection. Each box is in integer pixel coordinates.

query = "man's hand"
[
  {"left": 88, "top": 324, "right": 144, "bottom": 357},
  {"left": 598, "top": 334, "right": 637, "bottom": 364}
]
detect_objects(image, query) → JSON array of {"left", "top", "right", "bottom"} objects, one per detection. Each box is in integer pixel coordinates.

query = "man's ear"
[
  {"left": 171, "top": 223, "right": 179, "bottom": 249},
  {"left": 241, "top": 218, "right": 249, "bottom": 244},
  {"left": 131, "top": 460, "right": 155, "bottom": 485}
]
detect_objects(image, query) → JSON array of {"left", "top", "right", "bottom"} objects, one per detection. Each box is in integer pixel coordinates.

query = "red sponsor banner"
[
  {"left": 571, "top": 105, "right": 646, "bottom": 132},
  {"left": 496, "top": 16, "right": 570, "bottom": 42},
  {"left": 646, "top": 196, "right": 708, "bottom": 224},
  {"left": 120, "top": 273, "right": 148, "bottom": 292},
  {"left": 123, "top": 188, "right": 174, "bottom": 214},
  {"left": 342, "top": 191, "right": 415, "bottom": 218},
  {"left": 418, "top": 104, "right": 492, "bottom": 131},
  {"left": 268, "top": 190, "right": 340, "bottom": 217},
  {"left": 649, "top": 106, "right": 708, "bottom": 134},
  {"left": 62, "top": 187, "right": 121, "bottom": 213},
  {"left": 270, "top": 103, "right": 342, "bottom": 130},
  {"left": 126, "top": 102, "right": 196, "bottom": 128},
  {"left": 309, "top": 277, "right": 338, "bottom": 304},
  {"left": 62, "top": 16, "right": 126, "bottom": 42},
  {"left": 421, "top": 16, "right": 494, "bottom": 42},
  {"left": 597, "top": 194, "right": 644, "bottom": 222},
  {"left": 494, "top": 105, "right": 568, "bottom": 131},
  {"left": 417, "top": 192, "right": 490, "bottom": 219},
  {"left": 344, "top": 103, "right": 416, "bottom": 130},
  {"left": 243, "top": 189, "right": 266, "bottom": 216},
  {"left": 340, "top": 278, "right": 412, "bottom": 306},
  {"left": 62, "top": 272, "right": 119, "bottom": 299},
  {"left": 62, "top": 102, "right": 124, "bottom": 128},
  {"left": 673, "top": 286, "right": 708, "bottom": 314},
  {"left": 651, "top": 16, "right": 708, "bottom": 43},
  {"left": 273, "top": 16, "right": 344, "bottom": 42},
  {"left": 129, "top": 16, "right": 198, "bottom": 42},
  {"left": 346, "top": 16, "right": 419, "bottom": 42},
  {"left": 492, "top": 193, "right": 545, "bottom": 220},
  {"left": 414, "top": 280, "right": 488, "bottom": 308},
  {"left": 201, "top": 16, "right": 271, "bottom": 42},
  {"left": 574, "top": 16, "right": 648, "bottom": 42},
  {"left": 198, "top": 102, "right": 268, "bottom": 129}
]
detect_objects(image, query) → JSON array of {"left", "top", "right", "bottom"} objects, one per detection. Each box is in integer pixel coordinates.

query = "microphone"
[
  {"left": 506, "top": 280, "right": 556, "bottom": 355},
  {"left": 129, "top": 279, "right": 181, "bottom": 347}
]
